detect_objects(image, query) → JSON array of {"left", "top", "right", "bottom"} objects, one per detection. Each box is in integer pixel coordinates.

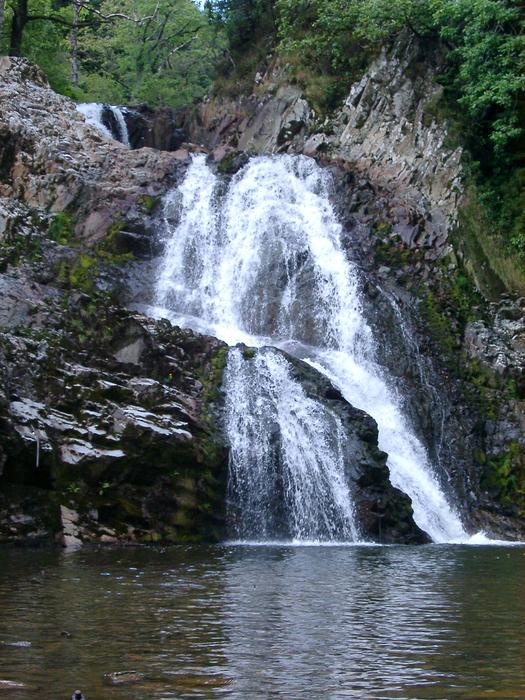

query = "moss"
[
  {"left": 139, "top": 195, "right": 159, "bottom": 213},
  {"left": 217, "top": 152, "right": 238, "bottom": 175},
  {"left": 201, "top": 345, "right": 229, "bottom": 406},
  {"left": 61, "top": 253, "right": 98, "bottom": 294},
  {"left": 55, "top": 221, "right": 134, "bottom": 297},
  {"left": 481, "top": 441, "right": 525, "bottom": 514},
  {"left": 48, "top": 211, "right": 74, "bottom": 245},
  {"left": 374, "top": 221, "right": 392, "bottom": 237},
  {"left": 372, "top": 229, "right": 421, "bottom": 271},
  {"left": 420, "top": 290, "right": 457, "bottom": 360},
  {"left": 455, "top": 187, "right": 525, "bottom": 298},
  {"left": 96, "top": 221, "right": 134, "bottom": 263},
  {"left": 1, "top": 228, "right": 43, "bottom": 266}
]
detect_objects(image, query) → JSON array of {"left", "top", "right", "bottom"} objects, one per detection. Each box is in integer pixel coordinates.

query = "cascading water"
[
  {"left": 153, "top": 153, "right": 474, "bottom": 544},
  {"left": 76, "top": 102, "right": 130, "bottom": 146},
  {"left": 111, "top": 107, "right": 131, "bottom": 147},
  {"left": 225, "top": 347, "right": 359, "bottom": 542}
]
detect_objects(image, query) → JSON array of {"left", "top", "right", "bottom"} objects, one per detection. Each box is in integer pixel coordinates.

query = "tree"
[
  {"left": 6, "top": 0, "right": 157, "bottom": 57},
  {"left": 70, "top": 0, "right": 80, "bottom": 84},
  {"left": 76, "top": 0, "right": 225, "bottom": 106},
  {"left": 206, "top": 0, "right": 275, "bottom": 54}
]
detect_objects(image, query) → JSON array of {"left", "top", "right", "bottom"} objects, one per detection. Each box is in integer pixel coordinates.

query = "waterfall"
[
  {"left": 76, "top": 103, "right": 130, "bottom": 147},
  {"left": 112, "top": 107, "right": 131, "bottom": 147},
  {"left": 154, "top": 153, "right": 473, "bottom": 544},
  {"left": 225, "top": 347, "right": 359, "bottom": 542}
]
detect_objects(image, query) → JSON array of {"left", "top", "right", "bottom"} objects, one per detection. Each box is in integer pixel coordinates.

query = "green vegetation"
[
  {"left": 481, "top": 441, "right": 525, "bottom": 515},
  {"left": 274, "top": 0, "right": 525, "bottom": 255},
  {"left": 1, "top": 0, "right": 226, "bottom": 107},
  {"left": 48, "top": 211, "right": 74, "bottom": 245}
]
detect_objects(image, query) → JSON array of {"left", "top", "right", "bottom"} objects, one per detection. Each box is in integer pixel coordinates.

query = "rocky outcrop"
[
  {"left": 189, "top": 67, "right": 313, "bottom": 159},
  {"left": 1, "top": 46, "right": 524, "bottom": 544},
  {"left": 0, "top": 58, "right": 230, "bottom": 545},
  {"left": 307, "top": 37, "right": 462, "bottom": 253},
  {"left": 124, "top": 105, "right": 187, "bottom": 151},
  {"left": 0, "top": 57, "right": 197, "bottom": 246},
  {"left": 0, "top": 260, "right": 228, "bottom": 545},
  {"left": 189, "top": 35, "right": 462, "bottom": 260},
  {"left": 464, "top": 299, "right": 525, "bottom": 384}
]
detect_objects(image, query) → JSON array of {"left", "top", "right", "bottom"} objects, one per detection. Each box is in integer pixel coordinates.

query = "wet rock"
[
  {"left": 0, "top": 680, "right": 26, "bottom": 688},
  {"left": 124, "top": 105, "right": 187, "bottom": 151},
  {"left": 0, "top": 278, "right": 228, "bottom": 545},
  {"left": 60, "top": 505, "right": 82, "bottom": 548},
  {"left": 464, "top": 301, "right": 525, "bottom": 381},
  {"left": 71, "top": 690, "right": 86, "bottom": 700}
]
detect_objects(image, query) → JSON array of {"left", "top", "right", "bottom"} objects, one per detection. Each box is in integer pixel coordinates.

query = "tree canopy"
[{"left": 0, "top": 0, "right": 226, "bottom": 106}]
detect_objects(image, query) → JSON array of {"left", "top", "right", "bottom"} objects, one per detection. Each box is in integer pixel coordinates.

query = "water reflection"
[{"left": 0, "top": 545, "right": 524, "bottom": 698}]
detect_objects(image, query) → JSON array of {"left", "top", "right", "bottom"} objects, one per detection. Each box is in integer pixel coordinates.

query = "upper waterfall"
[
  {"left": 77, "top": 102, "right": 130, "bottom": 147},
  {"left": 154, "top": 153, "right": 472, "bottom": 544}
]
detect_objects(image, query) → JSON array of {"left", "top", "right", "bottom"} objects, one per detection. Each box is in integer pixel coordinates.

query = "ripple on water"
[{"left": 0, "top": 545, "right": 524, "bottom": 699}]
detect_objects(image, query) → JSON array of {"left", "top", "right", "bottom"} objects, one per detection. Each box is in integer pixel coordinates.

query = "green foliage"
[
  {"left": 276, "top": 0, "right": 524, "bottom": 140},
  {"left": 431, "top": 0, "right": 524, "bottom": 157},
  {"left": 206, "top": 0, "right": 275, "bottom": 54},
  {"left": 48, "top": 211, "right": 74, "bottom": 245},
  {"left": 421, "top": 290, "right": 457, "bottom": 359},
  {"left": 60, "top": 253, "right": 98, "bottom": 293},
  {"left": 1, "top": 0, "right": 226, "bottom": 108},
  {"left": 139, "top": 195, "right": 159, "bottom": 213},
  {"left": 482, "top": 441, "right": 525, "bottom": 513},
  {"left": 75, "top": 0, "right": 226, "bottom": 107}
]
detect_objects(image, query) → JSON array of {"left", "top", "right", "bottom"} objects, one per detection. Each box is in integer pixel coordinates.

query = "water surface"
[{"left": 0, "top": 545, "right": 524, "bottom": 699}]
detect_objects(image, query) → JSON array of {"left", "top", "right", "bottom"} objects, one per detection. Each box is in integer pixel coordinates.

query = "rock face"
[
  {"left": 0, "top": 57, "right": 195, "bottom": 247},
  {"left": 189, "top": 35, "right": 462, "bottom": 259},
  {"left": 124, "top": 105, "right": 187, "bottom": 151},
  {"left": 0, "top": 57, "right": 228, "bottom": 545},
  {"left": 0, "top": 260, "right": 228, "bottom": 545},
  {"left": 1, "top": 46, "right": 524, "bottom": 544}
]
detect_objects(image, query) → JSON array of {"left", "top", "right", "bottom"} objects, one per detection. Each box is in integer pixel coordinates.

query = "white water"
[
  {"left": 154, "top": 153, "right": 477, "bottom": 544},
  {"left": 76, "top": 102, "right": 130, "bottom": 146},
  {"left": 225, "top": 346, "right": 359, "bottom": 541}
]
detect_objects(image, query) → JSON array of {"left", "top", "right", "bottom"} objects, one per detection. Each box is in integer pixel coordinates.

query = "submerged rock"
[
  {"left": 104, "top": 671, "right": 145, "bottom": 685},
  {"left": 71, "top": 690, "right": 86, "bottom": 700}
]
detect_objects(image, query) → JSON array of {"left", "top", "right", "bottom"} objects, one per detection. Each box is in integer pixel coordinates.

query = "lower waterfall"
[
  {"left": 152, "top": 153, "right": 474, "bottom": 544},
  {"left": 225, "top": 347, "right": 359, "bottom": 542}
]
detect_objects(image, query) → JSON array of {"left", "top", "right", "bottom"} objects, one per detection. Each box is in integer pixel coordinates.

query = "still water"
[{"left": 0, "top": 545, "right": 524, "bottom": 699}]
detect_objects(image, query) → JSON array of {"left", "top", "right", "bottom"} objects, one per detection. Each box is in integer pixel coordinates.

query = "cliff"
[
  {"left": 0, "top": 57, "right": 428, "bottom": 545},
  {"left": 0, "top": 58, "right": 229, "bottom": 544}
]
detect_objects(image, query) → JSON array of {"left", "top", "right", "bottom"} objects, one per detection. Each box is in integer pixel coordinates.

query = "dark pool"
[{"left": 0, "top": 544, "right": 524, "bottom": 698}]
